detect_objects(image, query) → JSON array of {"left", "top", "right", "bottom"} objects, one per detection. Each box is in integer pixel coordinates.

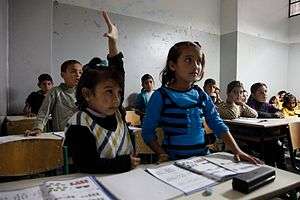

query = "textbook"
[
  {"left": 0, "top": 176, "right": 112, "bottom": 200},
  {"left": 174, "top": 153, "right": 259, "bottom": 181},
  {"left": 0, "top": 170, "right": 183, "bottom": 200},
  {"left": 147, "top": 153, "right": 260, "bottom": 194}
]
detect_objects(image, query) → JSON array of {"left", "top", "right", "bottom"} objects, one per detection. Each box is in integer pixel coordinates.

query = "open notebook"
[{"left": 0, "top": 176, "right": 112, "bottom": 200}]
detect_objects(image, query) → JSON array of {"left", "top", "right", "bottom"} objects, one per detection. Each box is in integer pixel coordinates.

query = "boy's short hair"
[
  {"left": 61, "top": 60, "right": 81, "bottom": 72},
  {"left": 250, "top": 82, "right": 267, "bottom": 94},
  {"left": 204, "top": 78, "right": 216, "bottom": 87},
  {"left": 141, "top": 74, "right": 154, "bottom": 84},
  {"left": 38, "top": 73, "right": 53, "bottom": 85},
  {"left": 227, "top": 80, "right": 243, "bottom": 94}
]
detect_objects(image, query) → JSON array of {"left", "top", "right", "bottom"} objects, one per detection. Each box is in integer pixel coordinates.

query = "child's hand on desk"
[
  {"left": 24, "top": 128, "right": 41, "bottom": 136},
  {"left": 130, "top": 154, "right": 141, "bottom": 169},
  {"left": 157, "top": 153, "right": 169, "bottom": 164},
  {"left": 234, "top": 150, "right": 262, "bottom": 165}
]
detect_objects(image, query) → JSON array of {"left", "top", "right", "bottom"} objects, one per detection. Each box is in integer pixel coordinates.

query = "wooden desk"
[
  {"left": 224, "top": 118, "right": 300, "bottom": 160},
  {"left": 0, "top": 133, "right": 63, "bottom": 176},
  {"left": 0, "top": 162, "right": 299, "bottom": 199},
  {"left": 4, "top": 116, "right": 36, "bottom": 135}
]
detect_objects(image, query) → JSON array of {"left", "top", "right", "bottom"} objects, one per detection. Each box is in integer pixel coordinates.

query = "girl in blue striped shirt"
[{"left": 142, "top": 41, "right": 260, "bottom": 164}]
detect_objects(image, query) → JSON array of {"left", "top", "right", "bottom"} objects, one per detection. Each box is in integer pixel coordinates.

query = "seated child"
[
  {"left": 281, "top": 93, "right": 298, "bottom": 118},
  {"left": 23, "top": 73, "right": 53, "bottom": 116},
  {"left": 277, "top": 90, "right": 287, "bottom": 110},
  {"left": 203, "top": 78, "right": 222, "bottom": 104},
  {"left": 241, "top": 89, "right": 249, "bottom": 103},
  {"left": 64, "top": 11, "right": 140, "bottom": 173},
  {"left": 26, "top": 61, "right": 83, "bottom": 135},
  {"left": 135, "top": 74, "right": 155, "bottom": 118},
  {"left": 142, "top": 41, "right": 260, "bottom": 164},
  {"left": 217, "top": 81, "right": 257, "bottom": 120},
  {"left": 247, "top": 82, "right": 282, "bottom": 118},
  {"left": 269, "top": 96, "right": 280, "bottom": 109},
  {"left": 247, "top": 83, "right": 286, "bottom": 169}
]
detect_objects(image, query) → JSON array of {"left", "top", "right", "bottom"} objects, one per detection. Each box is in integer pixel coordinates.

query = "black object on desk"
[{"left": 232, "top": 166, "right": 275, "bottom": 194}]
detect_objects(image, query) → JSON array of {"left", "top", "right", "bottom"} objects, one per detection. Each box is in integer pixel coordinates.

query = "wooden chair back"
[
  {"left": 125, "top": 111, "right": 141, "bottom": 127},
  {"left": 0, "top": 137, "right": 63, "bottom": 176},
  {"left": 288, "top": 122, "right": 300, "bottom": 151},
  {"left": 288, "top": 122, "right": 300, "bottom": 171}
]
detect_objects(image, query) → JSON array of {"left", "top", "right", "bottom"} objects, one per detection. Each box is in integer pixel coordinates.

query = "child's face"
[
  {"left": 170, "top": 46, "right": 203, "bottom": 86},
  {"left": 142, "top": 79, "right": 154, "bottom": 92},
  {"left": 254, "top": 86, "right": 267, "bottom": 103},
  {"left": 242, "top": 91, "right": 248, "bottom": 102},
  {"left": 227, "top": 86, "right": 243, "bottom": 104},
  {"left": 286, "top": 99, "right": 297, "bottom": 111},
  {"left": 61, "top": 63, "right": 83, "bottom": 87},
  {"left": 204, "top": 83, "right": 217, "bottom": 94},
  {"left": 86, "top": 80, "right": 121, "bottom": 116},
  {"left": 39, "top": 80, "right": 53, "bottom": 93}
]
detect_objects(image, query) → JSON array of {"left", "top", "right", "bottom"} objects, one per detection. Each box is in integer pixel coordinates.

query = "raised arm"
[{"left": 102, "top": 11, "right": 119, "bottom": 57}]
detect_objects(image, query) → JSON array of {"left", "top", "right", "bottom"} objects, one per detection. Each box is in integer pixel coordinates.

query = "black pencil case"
[{"left": 232, "top": 166, "right": 276, "bottom": 194}]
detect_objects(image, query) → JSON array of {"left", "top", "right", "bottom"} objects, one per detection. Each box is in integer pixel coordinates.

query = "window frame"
[{"left": 289, "top": 0, "right": 300, "bottom": 18}]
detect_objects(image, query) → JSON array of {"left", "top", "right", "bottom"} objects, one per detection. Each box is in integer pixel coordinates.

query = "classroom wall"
[
  {"left": 52, "top": 3, "right": 221, "bottom": 106},
  {"left": 0, "top": 0, "right": 8, "bottom": 126},
  {"left": 236, "top": 0, "right": 289, "bottom": 97},
  {"left": 237, "top": 32, "right": 289, "bottom": 96},
  {"left": 220, "top": 0, "right": 238, "bottom": 99},
  {"left": 57, "top": 0, "right": 221, "bottom": 35},
  {"left": 8, "top": 0, "right": 53, "bottom": 114},
  {"left": 288, "top": 15, "right": 300, "bottom": 98}
]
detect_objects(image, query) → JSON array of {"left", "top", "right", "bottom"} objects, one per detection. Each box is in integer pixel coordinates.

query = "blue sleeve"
[
  {"left": 202, "top": 92, "right": 229, "bottom": 137},
  {"left": 135, "top": 93, "right": 145, "bottom": 112},
  {"left": 142, "top": 90, "right": 163, "bottom": 143}
]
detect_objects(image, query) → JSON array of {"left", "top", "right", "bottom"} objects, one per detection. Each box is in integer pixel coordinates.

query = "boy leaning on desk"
[{"left": 25, "top": 60, "right": 83, "bottom": 136}]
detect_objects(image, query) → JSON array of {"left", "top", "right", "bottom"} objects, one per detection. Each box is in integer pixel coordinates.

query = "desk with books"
[{"left": 1, "top": 152, "right": 300, "bottom": 200}]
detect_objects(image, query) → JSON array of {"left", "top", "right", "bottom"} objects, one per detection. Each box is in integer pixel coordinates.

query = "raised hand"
[{"left": 102, "top": 11, "right": 118, "bottom": 41}]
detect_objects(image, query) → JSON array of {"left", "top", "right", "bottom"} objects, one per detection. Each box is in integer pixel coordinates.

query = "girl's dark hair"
[
  {"left": 226, "top": 80, "right": 244, "bottom": 94},
  {"left": 269, "top": 96, "right": 277, "bottom": 104},
  {"left": 141, "top": 74, "right": 154, "bottom": 84},
  {"left": 250, "top": 82, "right": 267, "bottom": 94},
  {"left": 282, "top": 93, "right": 297, "bottom": 108},
  {"left": 76, "top": 68, "right": 123, "bottom": 110},
  {"left": 160, "top": 41, "right": 205, "bottom": 86}
]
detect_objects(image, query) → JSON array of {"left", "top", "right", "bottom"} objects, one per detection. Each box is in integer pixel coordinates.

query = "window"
[{"left": 289, "top": 0, "right": 300, "bottom": 17}]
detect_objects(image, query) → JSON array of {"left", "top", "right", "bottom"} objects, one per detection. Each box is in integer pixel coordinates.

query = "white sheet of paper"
[
  {"left": 99, "top": 168, "right": 183, "bottom": 200},
  {"left": 41, "top": 176, "right": 112, "bottom": 200},
  {"left": 147, "top": 164, "right": 216, "bottom": 195},
  {"left": 175, "top": 157, "right": 236, "bottom": 181},
  {"left": 204, "top": 153, "right": 259, "bottom": 173},
  {"left": 0, "top": 186, "right": 43, "bottom": 200}
]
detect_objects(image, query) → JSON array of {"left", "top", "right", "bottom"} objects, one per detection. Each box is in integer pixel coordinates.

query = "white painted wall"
[
  {"left": 287, "top": 43, "right": 300, "bottom": 98},
  {"left": 289, "top": 14, "right": 300, "bottom": 43},
  {"left": 53, "top": 3, "right": 220, "bottom": 106},
  {"left": 57, "top": 0, "right": 221, "bottom": 35},
  {"left": 220, "top": 0, "right": 237, "bottom": 35},
  {"left": 237, "top": 32, "right": 289, "bottom": 97},
  {"left": 9, "top": 0, "right": 53, "bottom": 114},
  {"left": 237, "top": 0, "right": 289, "bottom": 43},
  {"left": 0, "top": 0, "right": 8, "bottom": 126}
]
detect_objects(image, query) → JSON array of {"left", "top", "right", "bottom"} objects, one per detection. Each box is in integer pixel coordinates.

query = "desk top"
[
  {"left": 0, "top": 132, "right": 63, "bottom": 144},
  {"left": 5, "top": 116, "right": 36, "bottom": 122},
  {"left": 224, "top": 117, "right": 300, "bottom": 128},
  {"left": 0, "top": 163, "right": 299, "bottom": 200}
]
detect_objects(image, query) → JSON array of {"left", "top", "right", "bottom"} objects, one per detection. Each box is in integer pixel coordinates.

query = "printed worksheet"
[{"left": 147, "top": 164, "right": 216, "bottom": 194}]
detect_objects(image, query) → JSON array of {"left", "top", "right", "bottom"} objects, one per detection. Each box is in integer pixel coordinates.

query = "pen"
[{"left": 258, "top": 120, "right": 267, "bottom": 123}]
